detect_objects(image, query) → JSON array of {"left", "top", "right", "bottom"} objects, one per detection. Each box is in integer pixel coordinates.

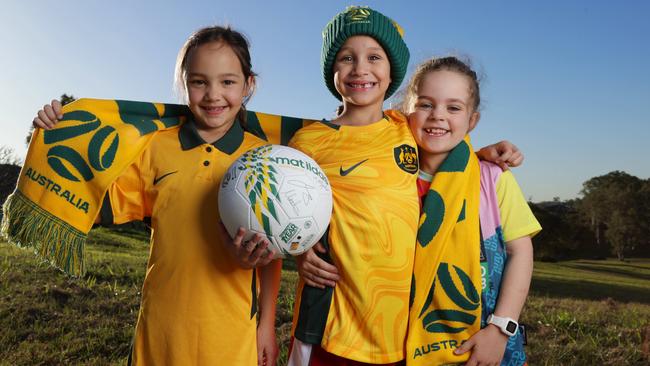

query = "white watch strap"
[{"left": 488, "top": 314, "right": 518, "bottom": 336}]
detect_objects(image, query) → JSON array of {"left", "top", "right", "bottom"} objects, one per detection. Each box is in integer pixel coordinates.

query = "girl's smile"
[
  {"left": 422, "top": 127, "right": 450, "bottom": 137},
  {"left": 200, "top": 105, "right": 227, "bottom": 116},
  {"left": 345, "top": 80, "right": 378, "bottom": 91}
]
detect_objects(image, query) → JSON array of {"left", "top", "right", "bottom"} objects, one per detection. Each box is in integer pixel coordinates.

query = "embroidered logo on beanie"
[{"left": 346, "top": 7, "right": 371, "bottom": 22}]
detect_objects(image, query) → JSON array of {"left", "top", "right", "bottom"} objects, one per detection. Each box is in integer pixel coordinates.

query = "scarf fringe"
[{"left": 2, "top": 190, "right": 86, "bottom": 276}]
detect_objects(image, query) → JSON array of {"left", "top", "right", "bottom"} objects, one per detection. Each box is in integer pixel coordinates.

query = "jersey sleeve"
[
  {"left": 104, "top": 151, "right": 152, "bottom": 224},
  {"left": 496, "top": 170, "right": 542, "bottom": 242}
]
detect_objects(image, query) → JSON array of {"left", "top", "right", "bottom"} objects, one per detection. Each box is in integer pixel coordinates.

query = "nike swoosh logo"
[
  {"left": 153, "top": 171, "right": 178, "bottom": 185},
  {"left": 340, "top": 159, "right": 369, "bottom": 176}
]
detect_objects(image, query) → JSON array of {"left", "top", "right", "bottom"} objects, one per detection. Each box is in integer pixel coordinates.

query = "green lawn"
[
  {"left": 0, "top": 227, "right": 147, "bottom": 365},
  {"left": 531, "top": 259, "right": 650, "bottom": 303},
  {"left": 1, "top": 228, "right": 649, "bottom": 365}
]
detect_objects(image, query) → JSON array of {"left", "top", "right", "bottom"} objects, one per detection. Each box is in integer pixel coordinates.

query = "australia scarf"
[
  {"left": 406, "top": 135, "right": 482, "bottom": 365},
  {"left": 1, "top": 98, "right": 305, "bottom": 276}
]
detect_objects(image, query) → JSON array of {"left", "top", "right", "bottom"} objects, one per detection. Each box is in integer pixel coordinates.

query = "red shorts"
[{"left": 288, "top": 337, "right": 405, "bottom": 366}]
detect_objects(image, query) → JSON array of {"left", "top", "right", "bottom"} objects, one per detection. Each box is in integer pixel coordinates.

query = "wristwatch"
[{"left": 487, "top": 314, "right": 518, "bottom": 337}]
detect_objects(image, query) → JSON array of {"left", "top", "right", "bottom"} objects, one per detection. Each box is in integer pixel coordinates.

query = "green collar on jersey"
[{"left": 179, "top": 117, "right": 244, "bottom": 155}]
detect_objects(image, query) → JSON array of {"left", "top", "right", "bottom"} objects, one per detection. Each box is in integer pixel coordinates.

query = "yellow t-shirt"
[
  {"left": 495, "top": 170, "right": 542, "bottom": 241},
  {"left": 106, "top": 120, "right": 265, "bottom": 365},
  {"left": 289, "top": 110, "right": 420, "bottom": 363}
]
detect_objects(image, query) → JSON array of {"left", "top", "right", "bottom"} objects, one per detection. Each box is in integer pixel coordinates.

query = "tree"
[
  {"left": 60, "top": 94, "right": 76, "bottom": 106},
  {"left": 530, "top": 200, "right": 598, "bottom": 261},
  {"left": 605, "top": 209, "right": 640, "bottom": 260},
  {"left": 0, "top": 145, "right": 21, "bottom": 165},
  {"left": 0, "top": 146, "right": 22, "bottom": 214},
  {"left": 579, "top": 171, "right": 649, "bottom": 260},
  {"left": 634, "top": 179, "right": 650, "bottom": 256},
  {"left": 25, "top": 93, "right": 76, "bottom": 146}
]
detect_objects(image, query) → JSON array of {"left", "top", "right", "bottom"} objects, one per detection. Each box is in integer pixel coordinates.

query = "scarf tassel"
[{"left": 2, "top": 190, "right": 86, "bottom": 276}]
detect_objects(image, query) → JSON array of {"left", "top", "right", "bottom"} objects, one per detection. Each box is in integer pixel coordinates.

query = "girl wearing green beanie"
[{"left": 288, "top": 5, "right": 523, "bottom": 366}]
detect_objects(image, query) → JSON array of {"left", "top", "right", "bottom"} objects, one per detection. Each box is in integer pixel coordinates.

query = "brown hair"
[
  {"left": 174, "top": 25, "right": 257, "bottom": 124},
  {"left": 401, "top": 56, "right": 480, "bottom": 114}
]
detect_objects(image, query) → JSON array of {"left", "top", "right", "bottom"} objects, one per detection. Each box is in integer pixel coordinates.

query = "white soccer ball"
[{"left": 218, "top": 144, "right": 332, "bottom": 257}]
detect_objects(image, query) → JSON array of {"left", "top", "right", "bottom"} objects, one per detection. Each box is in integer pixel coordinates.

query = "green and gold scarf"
[
  {"left": 1, "top": 99, "right": 189, "bottom": 276},
  {"left": 406, "top": 135, "right": 482, "bottom": 365},
  {"left": 1, "top": 98, "right": 307, "bottom": 276}
]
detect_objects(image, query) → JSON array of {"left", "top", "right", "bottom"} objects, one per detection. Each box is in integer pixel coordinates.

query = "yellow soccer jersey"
[
  {"left": 105, "top": 120, "right": 265, "bottom": 365},
  {"left": 289, "top": 110, "right": 420, "bottom": 363}
]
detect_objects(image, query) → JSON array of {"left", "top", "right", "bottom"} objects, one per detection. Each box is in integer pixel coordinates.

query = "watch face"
[{"left": 506, "top": 321, "right": 518, "bottom": 334}]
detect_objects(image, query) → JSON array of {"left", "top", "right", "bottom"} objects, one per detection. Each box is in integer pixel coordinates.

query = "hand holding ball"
[{"left": 219, "top": 145, "right": 332, "bottom": 257}]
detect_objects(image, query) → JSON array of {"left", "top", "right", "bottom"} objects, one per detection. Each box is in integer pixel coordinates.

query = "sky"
[{"left": 1, "top": 0, "right": 649, "bottom": 202}]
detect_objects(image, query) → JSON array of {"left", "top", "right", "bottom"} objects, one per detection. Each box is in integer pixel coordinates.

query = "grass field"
[{"left": 1, "top": 227, "right": 649, "bottom": 365}]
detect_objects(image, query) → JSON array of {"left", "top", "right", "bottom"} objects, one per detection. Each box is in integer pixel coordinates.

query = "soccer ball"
[{"left": 218, "top": 145, "right": 332, "bottom": 257}]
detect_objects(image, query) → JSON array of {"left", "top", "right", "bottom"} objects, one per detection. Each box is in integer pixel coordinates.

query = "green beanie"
[{"left": 322, "top": 6, "right": 410, "bottom": 100}]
